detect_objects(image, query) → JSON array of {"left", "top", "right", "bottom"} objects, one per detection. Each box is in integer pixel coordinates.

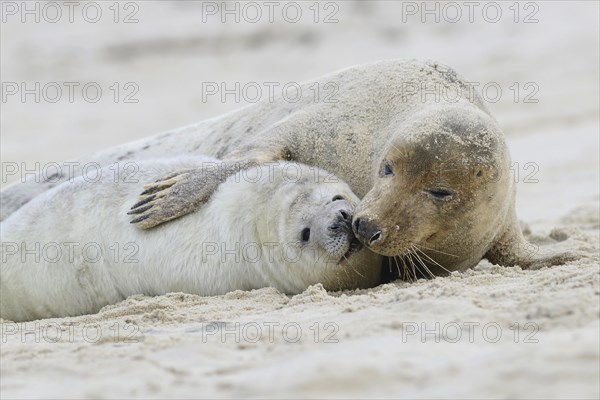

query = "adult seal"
[
  {"left": 0, "top": 59, "right": 576, "bottom": 274},
  {"left": 0, "top": 158, "right": 380, "bottom": 322}
]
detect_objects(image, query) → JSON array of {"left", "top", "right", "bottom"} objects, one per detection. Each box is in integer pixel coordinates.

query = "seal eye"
[
  {"left": 332, "top": 195, "right": 344, "bottom": 202},
  {"left": 426, "top": 188, "right": 454, "bottom": 201},
  {"left": 301, "top": 228, "right": 311, "bottom": 242},
  {"left": 381, "top": 160, "right": 394, "bottom": 177}
]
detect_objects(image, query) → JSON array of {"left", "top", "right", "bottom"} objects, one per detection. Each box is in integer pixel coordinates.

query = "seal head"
[
  {"left": 257, "top": 164, "right": 381, "bottom": 291},
  {"left": 353, "top": 104, "right": 512, "bottom": 272}
]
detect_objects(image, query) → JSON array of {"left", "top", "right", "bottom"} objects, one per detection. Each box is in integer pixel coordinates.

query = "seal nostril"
[
  {"left": 353, "top": 218, "right": 361, "bottom": 233},
  {"left": 369, "top": 231, "right": 382, "bottom": 244},
  {"left": 340, "top": 210, "right": 349, "bottom": 220}
]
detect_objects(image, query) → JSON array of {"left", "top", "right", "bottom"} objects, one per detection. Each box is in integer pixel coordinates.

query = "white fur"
[{"left": 0, "top": 158, "right": 380, "bottom": 322}]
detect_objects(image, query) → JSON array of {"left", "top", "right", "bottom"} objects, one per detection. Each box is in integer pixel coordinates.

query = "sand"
[
  {"left": 1, "top": 1, "right": 598, "bottom": 399},
  {"left": 1, "top": 244, "right": 598, "bottom": 398}
]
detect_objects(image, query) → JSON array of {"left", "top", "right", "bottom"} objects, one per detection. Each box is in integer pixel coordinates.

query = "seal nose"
[
  {"left": 339, "top": 209, "right": 351, "bottom": 221},
  {"left": 329, "top": 208, "right": 352, "bottom": 231},
  {"left": 353, "top": 218, "right": 383, "bottom": 246}
]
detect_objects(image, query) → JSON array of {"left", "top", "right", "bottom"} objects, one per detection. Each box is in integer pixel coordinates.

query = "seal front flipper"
[
  {"left": 128, "top": 163, "right": 236, "bottom": 229},
  {"left": 129, "top": 145, "right": 293, "bottom": 229},
  {"left": 128, "top": 167, "right": 200, "bottom": 228},
  {"left": 485, "top": 220, "right": 582, "bottom": 269}
]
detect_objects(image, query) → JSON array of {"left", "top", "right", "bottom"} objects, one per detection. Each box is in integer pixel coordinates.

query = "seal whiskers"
[
  {"left": 412, "top": 245, "right": 453, "bottom": 276},
  {"left": 413, "top": 243, "right": 459, "bottom": 259},
  {"left": 408, "top": 249, "right": 435, "bottom": 280}
]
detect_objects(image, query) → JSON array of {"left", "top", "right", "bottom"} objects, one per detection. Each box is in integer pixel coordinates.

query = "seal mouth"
[{"left": 342, "top": 236, "right": 363, "bottom": 261}]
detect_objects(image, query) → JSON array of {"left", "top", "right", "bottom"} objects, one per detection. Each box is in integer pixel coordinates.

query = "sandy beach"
[{"left": 1, "top": 1, "right": 598, "bottom": 398}]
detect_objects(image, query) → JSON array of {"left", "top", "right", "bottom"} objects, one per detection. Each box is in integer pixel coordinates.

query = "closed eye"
[{"left": 425, "top": 188, "right": 454, "bottom": 201}]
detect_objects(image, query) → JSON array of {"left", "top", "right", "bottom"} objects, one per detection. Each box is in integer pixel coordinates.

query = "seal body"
[
  {"left": 1, "top": 59, "right": 572, "bottom": 272},
  {"left": 0, "top": 158, "right": 380, "bottom": 322}
]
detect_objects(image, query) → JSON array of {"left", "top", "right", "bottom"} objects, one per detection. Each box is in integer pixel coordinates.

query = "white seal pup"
[
  {"left": 1, "top": 59, "right": 577, "bottom": 272},
  {"left": 0, "top": 158, "right": 380, "bottom": 322}
]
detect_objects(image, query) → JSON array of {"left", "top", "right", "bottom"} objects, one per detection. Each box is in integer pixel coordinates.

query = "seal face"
[
  {"left": 353, "top": 105, "right": 511, "bottom": 273},
  {"left": 0, "top": 158, "right": 381, "bottom": 321},
  {"left": 288, "top": 193, "right": 358, "bottom": 264},
  {"left": 263, "top": 167, "right": 378, "bottom": 292}
]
